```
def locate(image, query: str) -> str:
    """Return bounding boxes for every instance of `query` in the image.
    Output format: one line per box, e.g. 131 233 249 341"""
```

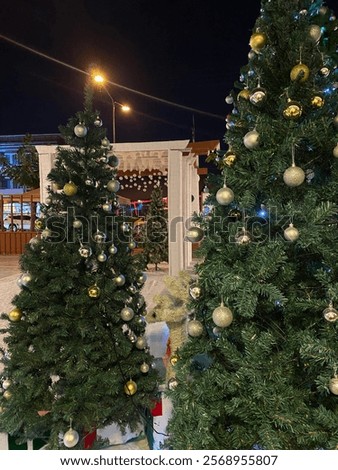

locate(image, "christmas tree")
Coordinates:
166 0 338 450
0 83 159 449
142 186 168 271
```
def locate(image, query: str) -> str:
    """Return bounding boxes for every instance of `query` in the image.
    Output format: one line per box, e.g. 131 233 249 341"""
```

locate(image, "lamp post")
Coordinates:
92 73 130 143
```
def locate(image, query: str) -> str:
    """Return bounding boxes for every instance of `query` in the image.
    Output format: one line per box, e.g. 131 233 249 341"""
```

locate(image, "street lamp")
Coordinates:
92 73 131 143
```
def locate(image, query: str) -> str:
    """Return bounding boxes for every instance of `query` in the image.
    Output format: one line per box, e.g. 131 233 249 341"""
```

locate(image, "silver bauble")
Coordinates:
189 285 201 300
308 24 322 43
94 116 103 127
63 428 80 448
109 245 118 255
97 252 107 262
73 219 82 229
333 144 338 158
21 272 32 286
102 203 111 212
187 319 204 337
284 223 299 242
329 377 338 395
225 95 234 104
168 377 178 390
249 87 267 106
2 379 11 390
186 226 204 243
212 303 233 327
93 231 107 243
243 130 259 149
114 274 126 286
74 123 87 138
101 137 110 147
135 336 147 350
283 165 305 187
323 303 338 322
140 362 150 373
121 307 135 321
216 186 234 205
107 179 120 192
78 245 92 258
137 273 147 285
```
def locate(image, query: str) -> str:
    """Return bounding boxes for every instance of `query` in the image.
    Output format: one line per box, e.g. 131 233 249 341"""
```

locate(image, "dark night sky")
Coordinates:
0 0 336 146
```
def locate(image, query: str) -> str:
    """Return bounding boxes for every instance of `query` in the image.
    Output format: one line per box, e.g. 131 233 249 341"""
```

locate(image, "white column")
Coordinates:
35 145 59 203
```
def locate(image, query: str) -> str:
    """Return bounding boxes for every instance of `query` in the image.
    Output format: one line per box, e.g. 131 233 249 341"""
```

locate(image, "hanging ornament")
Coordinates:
249 32 267 52
63 426 80 448
333 144 338 158
137 272 147 285
94 116 103 127
78 245 92 258
85 178 94 186
168 377 179 390
3 390 12 400
170 354 179 366
228 208 242 220
237 89 250 101
212 301 233 328
107 179 120 192
34 219 44 231
73 219 83 229
74 122 87 138
121 222 131 233
189 285 202 300
235 228 251 245
101 137 110 148
283 164 305 187
2 379 12 390
140 362 150 373
328 376 338 395
63 181 78 196
320 67 330 77
108 154 119 167
20 272 32 287
8 307 22 322
186 226 204 243
128 240 137 250
108 244 117 255
243 129 259 149
223 150 236 167
124 379 137 396
216 183 234 206
102 202 111 212
114 274 126 286
187 319 204 337
93 231 106 243
283 100 303 120
311 95 324 108
88 285 100 298
290 62 310 83
284 223 299 242
135 336 147 349
249 87 267 106
97 252 107 263
323 302 338 322
308 24 322 43
120 307 135 321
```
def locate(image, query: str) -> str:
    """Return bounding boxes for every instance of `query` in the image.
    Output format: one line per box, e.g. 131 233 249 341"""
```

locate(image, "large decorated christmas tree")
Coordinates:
0 84 158 449
166 0 338 450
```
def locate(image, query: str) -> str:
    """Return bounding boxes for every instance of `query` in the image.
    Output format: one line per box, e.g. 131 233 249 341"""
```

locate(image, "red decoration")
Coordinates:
151 397 163 417
84 429 97 449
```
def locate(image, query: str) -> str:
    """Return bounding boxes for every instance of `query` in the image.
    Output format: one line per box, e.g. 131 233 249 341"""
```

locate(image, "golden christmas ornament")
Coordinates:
186 226 204 243
114 274 126 286
187 319 204 337
323 302 338 322
170 354 179 366
311 95 324 108
140 362 150 374
283 164 305 187
328 376 338 395
243 129 260 149
120 307 134 321
290 63 310 83
237 89 250 101
8 307 22 322
308 24 322 43
284 223 299 242
2 379 11 390
34 219 44 230
3 390 12 400
249 87 267 106
124 379 137 396
88 285 101 298
283 100 303 120
212 301 233 328
249 32 267 52
224 150 236 167
216 185 234 206
63 181 78 196
235 228 251 245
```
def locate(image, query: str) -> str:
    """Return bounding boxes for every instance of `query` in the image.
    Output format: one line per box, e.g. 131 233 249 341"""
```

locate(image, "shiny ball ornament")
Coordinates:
94 116 102 127
225 95 234 104
283 164 305 187
2 379 12 390
170 355 179 366
128 240 137 250
237 89 250 101
34 219 44 230
137 273 147 285
107 179 120 193
311 95 324 108
249 32 267 52
243 129 259 149
235 229 251 245
212 302 233 328
189 285 202 300
3 390 12 400
216 186 234 206
135 336 147 350
93 231 106 243
102 202 111 212
224 150 236 167
78 245 92 258
114 274 126 286
320 67 330 77
187 319 204 337
323 303 338 322
97 252 107 262
249 87 267 106
186 226 204 243
63 181 78 196
140 362 150 373
63 428 80 448
20 272 32 286
108 244 117 255
108 155 119 167
283 100 303 120
88 285 101 298
329 377 338 395
309 24 322 43
8 307 22 322
101 137 110 147
333 144 338 158
73 219 82 229
124 380 137 396
290 63 310 83
168 377 178 390
120 307 135 321
284 223 299 242
74 122 87 138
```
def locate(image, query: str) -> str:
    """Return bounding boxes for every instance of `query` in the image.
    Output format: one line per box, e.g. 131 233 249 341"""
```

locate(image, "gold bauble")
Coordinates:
34 219 44 230
124 379 137 396
283 100 303 120
170 354 179 366
88 285 101 298
187 319 204 337
186 226 204 243
224 150 236 167
8 307 22 322
290 63 310 83
3 390 12 400
140 362 150 374
323 302 338 322
237 89 250 101
63 181 78 196
284 223 299 242
309 24 322 43
216 186 234 206
333 144 338 158
120 307 134 321
2 379 12 390
329 377 338 395
311 95 324 108
212 302 233 328
114 274 126 286
135 336 147 350
249 32 267 52
283 165 305 187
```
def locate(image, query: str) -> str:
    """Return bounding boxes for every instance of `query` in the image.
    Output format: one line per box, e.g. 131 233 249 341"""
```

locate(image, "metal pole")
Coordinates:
112 99 116 143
